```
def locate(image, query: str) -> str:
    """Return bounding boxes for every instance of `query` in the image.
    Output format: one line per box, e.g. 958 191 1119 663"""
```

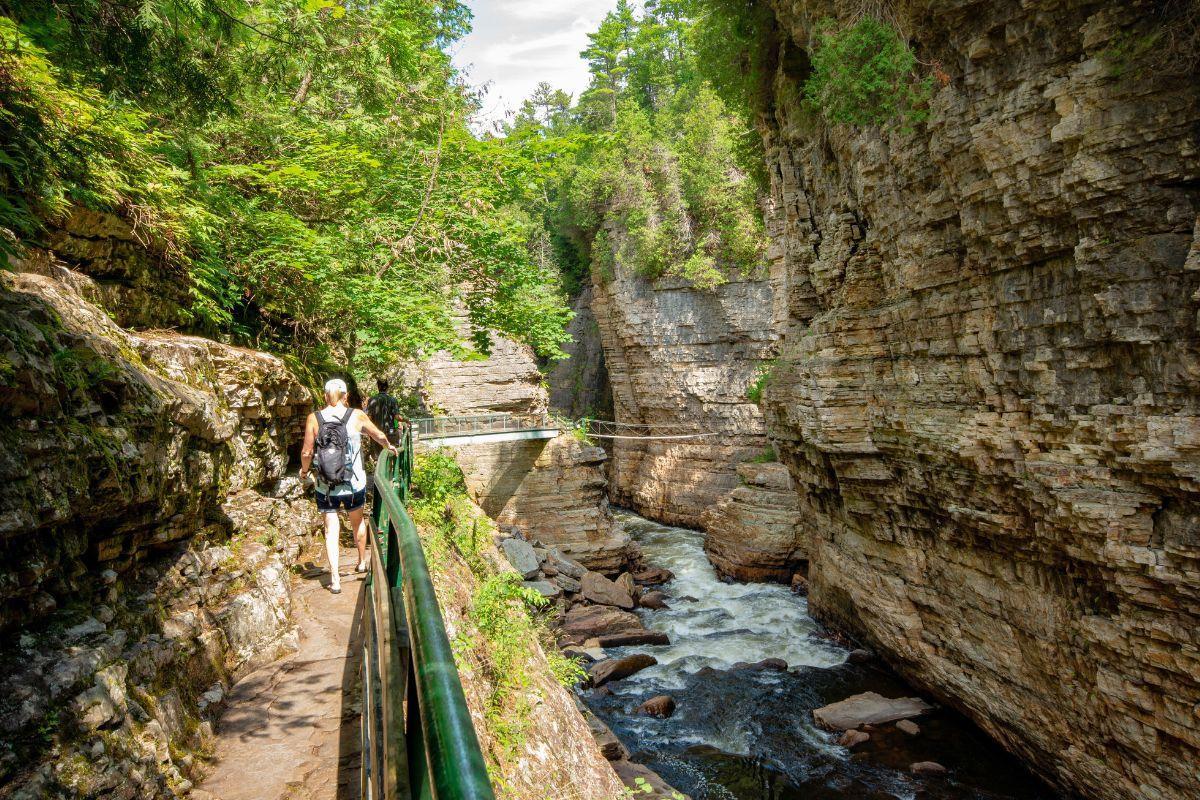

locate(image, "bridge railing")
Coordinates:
361 426 495 800
412 412 555 439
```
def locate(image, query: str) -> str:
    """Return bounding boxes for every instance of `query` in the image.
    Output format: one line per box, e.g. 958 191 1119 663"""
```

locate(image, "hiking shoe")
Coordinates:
330 582 342 595
355 560 368 573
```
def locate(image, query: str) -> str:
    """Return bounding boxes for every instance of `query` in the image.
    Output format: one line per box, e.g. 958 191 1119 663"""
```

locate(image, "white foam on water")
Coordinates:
614 510 846 677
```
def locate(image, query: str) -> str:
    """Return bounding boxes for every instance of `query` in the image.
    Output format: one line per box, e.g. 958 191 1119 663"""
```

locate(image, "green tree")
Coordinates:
1 0 572 380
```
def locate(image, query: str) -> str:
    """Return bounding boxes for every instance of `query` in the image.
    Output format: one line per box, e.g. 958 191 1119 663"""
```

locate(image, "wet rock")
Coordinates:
730 658 788 672
522 580 562 600
611 759 688 799
838 730 870 748
562 646 597 663
589 654 658 686
813 692 932 731
501 539 540 579
583 706 629 761
896 719 921 736
596 631 670 648
559 604 645 642
638 590 669 609
637 695 676 718
580 571 634 609
632 567 673 586
911 762 948 777
846 648 874 664
615 572 636 596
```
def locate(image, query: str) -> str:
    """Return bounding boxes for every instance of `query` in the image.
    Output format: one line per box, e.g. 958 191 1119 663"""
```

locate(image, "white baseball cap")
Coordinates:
324 378 348 394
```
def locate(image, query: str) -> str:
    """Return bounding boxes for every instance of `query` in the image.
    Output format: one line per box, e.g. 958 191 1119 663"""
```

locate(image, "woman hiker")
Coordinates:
299 378 397 593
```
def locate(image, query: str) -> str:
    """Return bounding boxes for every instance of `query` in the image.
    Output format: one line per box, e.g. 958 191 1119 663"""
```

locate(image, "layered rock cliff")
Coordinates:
0 242 323 796
586 265 776 527
750 2 1200 799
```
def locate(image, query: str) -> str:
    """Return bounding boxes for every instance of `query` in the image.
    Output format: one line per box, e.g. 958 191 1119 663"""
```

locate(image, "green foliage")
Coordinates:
746 359 775 404
511 2 766 293
1 1 571 378
411 449 468 514
746 447 778 463
803 16 932 128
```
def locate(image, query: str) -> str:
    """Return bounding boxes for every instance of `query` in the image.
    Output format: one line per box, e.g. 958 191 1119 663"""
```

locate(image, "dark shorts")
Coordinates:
316 489 366 513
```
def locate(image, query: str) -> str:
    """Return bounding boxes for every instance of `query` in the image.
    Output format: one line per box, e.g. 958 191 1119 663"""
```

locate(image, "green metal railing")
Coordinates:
361 425 495 800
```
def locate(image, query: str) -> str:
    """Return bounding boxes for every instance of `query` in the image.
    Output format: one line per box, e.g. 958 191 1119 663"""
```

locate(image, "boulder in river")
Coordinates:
847 648 874 664
838 729 870 748
911 761 948 776
615 572 636 595
596 631 670 648
559 604 644 643
589 654 658 686
812 691 932 731
638 590 669 609
637 695 676 718
632 567 674 585
896 719 921 736
581 571 635 609
730 658 788 672
501 539 540 579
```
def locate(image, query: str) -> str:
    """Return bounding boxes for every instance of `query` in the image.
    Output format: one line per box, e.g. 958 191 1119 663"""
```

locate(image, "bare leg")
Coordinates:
323 511 341 590
349 506 368 569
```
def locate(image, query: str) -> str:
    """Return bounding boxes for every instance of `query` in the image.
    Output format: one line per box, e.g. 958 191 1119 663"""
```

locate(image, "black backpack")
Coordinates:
315 408 354 485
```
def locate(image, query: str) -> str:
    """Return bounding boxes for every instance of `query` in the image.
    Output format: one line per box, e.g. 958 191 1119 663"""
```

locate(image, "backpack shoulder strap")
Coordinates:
340 408 355 425
315 410 327 433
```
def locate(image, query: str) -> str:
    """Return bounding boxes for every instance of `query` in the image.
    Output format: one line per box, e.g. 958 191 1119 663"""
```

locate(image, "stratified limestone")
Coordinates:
0 254 321 797
0 266 311 630
454 436 636 574
701 462 808 582
753 2 1200 799
401 310 547 416
588 267 777 527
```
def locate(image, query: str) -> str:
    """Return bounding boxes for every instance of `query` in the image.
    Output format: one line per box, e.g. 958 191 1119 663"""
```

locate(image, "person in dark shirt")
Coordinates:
365 378 405 445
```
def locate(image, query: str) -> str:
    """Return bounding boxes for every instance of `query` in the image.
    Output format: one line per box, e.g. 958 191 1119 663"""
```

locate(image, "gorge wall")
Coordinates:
0 228 324 797
751 2 1200 799
583 262 776 528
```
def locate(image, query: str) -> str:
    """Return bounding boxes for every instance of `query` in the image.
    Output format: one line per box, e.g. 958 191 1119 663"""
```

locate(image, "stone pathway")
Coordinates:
196 549 365 800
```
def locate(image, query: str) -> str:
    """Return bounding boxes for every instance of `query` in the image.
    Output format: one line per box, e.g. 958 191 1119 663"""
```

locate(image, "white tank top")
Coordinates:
315 406 366 495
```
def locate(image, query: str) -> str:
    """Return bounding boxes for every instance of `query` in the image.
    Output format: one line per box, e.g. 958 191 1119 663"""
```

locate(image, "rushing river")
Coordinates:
584 510 1061 800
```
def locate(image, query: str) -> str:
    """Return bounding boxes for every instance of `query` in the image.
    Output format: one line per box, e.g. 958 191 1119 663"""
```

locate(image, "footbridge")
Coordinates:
412 413 717 448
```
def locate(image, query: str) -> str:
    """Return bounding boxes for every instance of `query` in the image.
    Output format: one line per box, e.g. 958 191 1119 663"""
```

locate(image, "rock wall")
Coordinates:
753 2 1200 798
401 313 548 416
0 258 322 797
453 436 635 574
586 262 777 527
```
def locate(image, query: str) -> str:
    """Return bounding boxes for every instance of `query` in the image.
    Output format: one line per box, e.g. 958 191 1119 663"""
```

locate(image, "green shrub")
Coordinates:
803 16 933 128
746 360 776 405
411 449 467 512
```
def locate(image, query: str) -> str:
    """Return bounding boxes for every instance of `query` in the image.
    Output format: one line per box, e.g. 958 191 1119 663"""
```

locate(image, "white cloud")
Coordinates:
451 0 621 133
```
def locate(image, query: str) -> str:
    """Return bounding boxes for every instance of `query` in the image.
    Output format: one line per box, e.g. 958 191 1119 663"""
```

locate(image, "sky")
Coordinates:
450 0 623 134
